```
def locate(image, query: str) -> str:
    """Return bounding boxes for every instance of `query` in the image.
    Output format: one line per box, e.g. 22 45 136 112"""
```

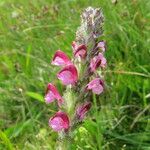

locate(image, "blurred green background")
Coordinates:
0 0 150 149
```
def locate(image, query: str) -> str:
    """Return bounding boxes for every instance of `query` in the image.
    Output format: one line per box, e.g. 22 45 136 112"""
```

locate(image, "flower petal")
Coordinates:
76 102 91 120
57 65 78 85
45 83 63 105
97 41 106 52
49 111 70 132
72 41 87 58
90 53 107 72
51 50 72 66
87 78 104 94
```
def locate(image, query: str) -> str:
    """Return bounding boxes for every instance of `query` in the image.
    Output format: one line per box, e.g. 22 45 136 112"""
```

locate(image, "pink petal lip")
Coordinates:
76 102 91 120
72 41 87 58
49 111 70 132
87 78 104 95
45 83 63 106
57 64 78 85
51 50 72 66
90 53 107 72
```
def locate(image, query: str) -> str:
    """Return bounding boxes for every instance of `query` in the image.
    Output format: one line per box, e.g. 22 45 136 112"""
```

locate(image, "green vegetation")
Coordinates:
0 0 150 149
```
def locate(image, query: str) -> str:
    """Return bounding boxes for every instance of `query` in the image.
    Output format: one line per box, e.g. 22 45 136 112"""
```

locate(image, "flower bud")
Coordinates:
86 78 104 94
49 111 70 132
76 102 91 120
51 50 72 66
90 53 107 72
45 83 63 106
72 41 87 58
57 64 78 85
97 41 106 52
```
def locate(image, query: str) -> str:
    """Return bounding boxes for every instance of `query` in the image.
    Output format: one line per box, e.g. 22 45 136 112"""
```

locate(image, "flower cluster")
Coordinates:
44 7 106 134
45 39 106 132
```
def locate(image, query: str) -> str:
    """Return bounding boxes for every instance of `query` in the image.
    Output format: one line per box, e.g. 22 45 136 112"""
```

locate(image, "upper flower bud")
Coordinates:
90 53 107 72
51 50 72 66
76 102 91 120
57 64 78 85
72 41 87 58
75 7 104 44
97 41 106 52
86 78 104 94
45 83 63 106
49 111 70 132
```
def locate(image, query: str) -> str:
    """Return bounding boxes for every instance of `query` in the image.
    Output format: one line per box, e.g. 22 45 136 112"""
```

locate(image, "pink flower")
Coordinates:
90 53 107 72
76 102 91 120
45 83 63 106
86 78 104 94
57 64 78 85
97 41 106 52
51 50 72 66
49 111 70 132
72 41 87 58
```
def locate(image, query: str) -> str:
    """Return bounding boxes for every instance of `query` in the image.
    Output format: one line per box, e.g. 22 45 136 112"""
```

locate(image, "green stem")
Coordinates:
56 135 72 150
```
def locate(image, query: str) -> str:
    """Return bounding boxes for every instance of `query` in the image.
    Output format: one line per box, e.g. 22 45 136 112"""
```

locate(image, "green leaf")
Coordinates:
26 92 44 102
0 130 14 150
4 120 31 139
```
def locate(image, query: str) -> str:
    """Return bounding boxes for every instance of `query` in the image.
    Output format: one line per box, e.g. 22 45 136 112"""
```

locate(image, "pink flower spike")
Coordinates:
76 102 91 120
86 78 104 95
51 50 72 66
72 41 87 58
97 41 106 52
57 64 78 85
45 83 63 106
49 111 70 132
90 53 107 72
